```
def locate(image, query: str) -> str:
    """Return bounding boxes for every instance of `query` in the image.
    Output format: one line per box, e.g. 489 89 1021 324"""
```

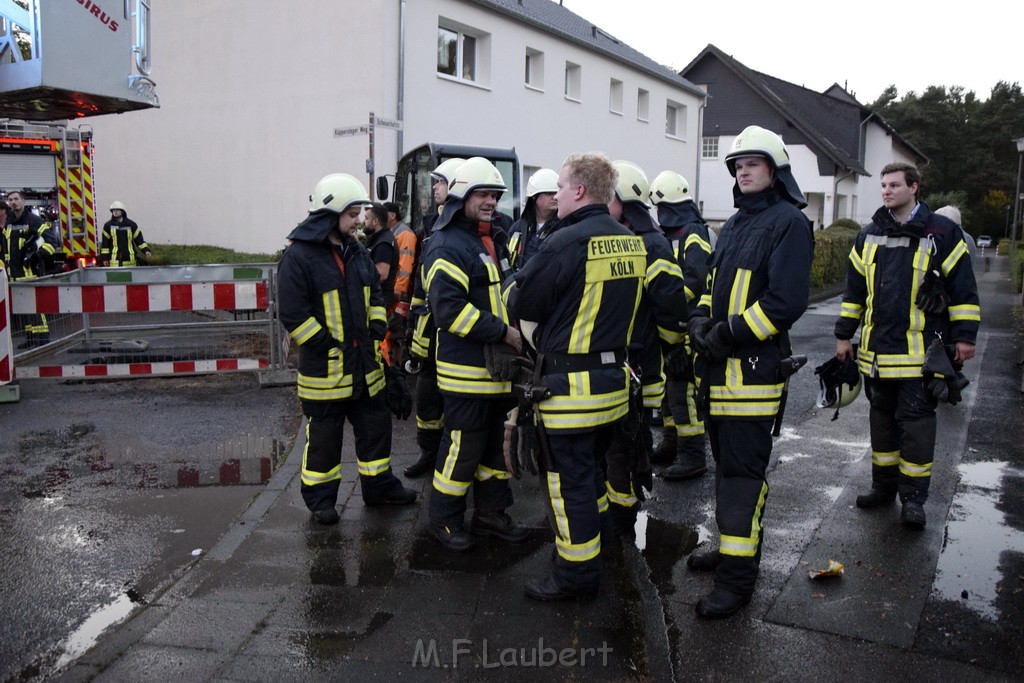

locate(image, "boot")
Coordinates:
364 481 417 506
524 574 598 602
470 510 530 543
662 435 707 481
429 519 475 552
695 587 751 619
608 505 638 542
901 500 926 529
649 427 676 466
404 447 436 478
686 550 721 572
855 464 898 508
311 508 340 525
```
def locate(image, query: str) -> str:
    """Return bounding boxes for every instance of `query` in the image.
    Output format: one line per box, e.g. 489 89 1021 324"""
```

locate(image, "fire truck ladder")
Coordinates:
58 125 92 260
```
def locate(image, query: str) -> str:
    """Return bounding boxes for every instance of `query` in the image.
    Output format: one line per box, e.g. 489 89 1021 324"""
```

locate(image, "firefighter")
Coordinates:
383 200 417 367
101 201 153 267
403 157 464 479
362 203 400 366
277 173 416 525
685 126 813 618
649 171 714 480
2 190 60 347
604 160 688 537
834 162 979 530
507 152 647 601
423 157 528 551
507 168 559 271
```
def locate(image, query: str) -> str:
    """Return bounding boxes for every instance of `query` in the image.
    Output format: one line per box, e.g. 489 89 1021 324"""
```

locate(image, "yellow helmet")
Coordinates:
612 160 650 207
431 157 466 185
109 200 127 211
447 157 507 200
526 168 559 197
725 125 790 176
309 173 370 214
649 171 692 205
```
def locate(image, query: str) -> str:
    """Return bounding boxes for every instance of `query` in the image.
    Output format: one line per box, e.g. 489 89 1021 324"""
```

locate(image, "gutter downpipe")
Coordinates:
396 0 406 163
694 91 708 209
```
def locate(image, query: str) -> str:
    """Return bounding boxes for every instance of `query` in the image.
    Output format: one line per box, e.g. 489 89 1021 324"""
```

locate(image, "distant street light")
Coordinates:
1007 204 1012 238
1013 138 1024 250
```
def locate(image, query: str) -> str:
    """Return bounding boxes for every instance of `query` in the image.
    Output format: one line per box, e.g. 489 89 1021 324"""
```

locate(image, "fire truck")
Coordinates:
1 0 158 268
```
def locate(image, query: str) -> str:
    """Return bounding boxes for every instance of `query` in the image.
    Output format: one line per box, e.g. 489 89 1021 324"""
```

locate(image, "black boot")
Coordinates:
429 519 475 552
649 427 677 466
470 510 530 543
695 587 751 619
662 435 707 481
524 574 598 602
686 550 721 572
901 500 926 529
855 464 898 508
404 447 436 478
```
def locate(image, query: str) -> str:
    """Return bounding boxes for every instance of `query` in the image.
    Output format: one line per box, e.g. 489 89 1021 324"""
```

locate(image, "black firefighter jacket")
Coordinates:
695 188 813 421
834 202 980 379
277 212 388 402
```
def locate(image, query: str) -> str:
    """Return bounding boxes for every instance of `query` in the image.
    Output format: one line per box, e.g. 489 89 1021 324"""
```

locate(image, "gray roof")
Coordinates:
681 44 927 175
466 0 706 98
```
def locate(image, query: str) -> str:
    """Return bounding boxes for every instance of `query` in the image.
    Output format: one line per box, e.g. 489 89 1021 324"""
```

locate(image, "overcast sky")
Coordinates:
561 0 1021 104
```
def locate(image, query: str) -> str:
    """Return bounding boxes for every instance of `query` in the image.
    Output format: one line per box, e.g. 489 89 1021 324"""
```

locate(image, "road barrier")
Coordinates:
6 264 295 387
0 268 18 402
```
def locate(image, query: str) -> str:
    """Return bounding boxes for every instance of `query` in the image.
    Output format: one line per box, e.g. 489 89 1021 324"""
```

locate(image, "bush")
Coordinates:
810 223 858 288
148 244 282 266
825 218 862 234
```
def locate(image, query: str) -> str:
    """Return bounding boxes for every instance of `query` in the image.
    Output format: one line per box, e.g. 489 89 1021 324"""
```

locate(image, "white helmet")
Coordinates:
309 173 370 214
649 171 692 205
526 168 558 197
612 160 650 206
725 125 791 176
109 200 127 211
431 157 466 185
814 356 862 410
447 157 507 200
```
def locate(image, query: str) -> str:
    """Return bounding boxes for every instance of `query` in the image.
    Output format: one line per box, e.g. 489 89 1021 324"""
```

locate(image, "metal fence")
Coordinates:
5 264 294 386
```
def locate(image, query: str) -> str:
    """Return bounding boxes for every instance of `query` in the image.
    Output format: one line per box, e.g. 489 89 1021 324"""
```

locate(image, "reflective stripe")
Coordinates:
291 316 322 344
741 301 778 341
476 464 511 481
416 416 444 430
450 302 482 336
899 458 932 478
596 492 609 514
300 420 342 486
719 481 768 558
358 457 391 477
555 533 601 563
949 303 981 322
840 301 863 320
569 281 602 354
872 450 899 467
546 471 572 540
433 431 472 497
606 481 637 507
941 240 968 275
426 259 470 292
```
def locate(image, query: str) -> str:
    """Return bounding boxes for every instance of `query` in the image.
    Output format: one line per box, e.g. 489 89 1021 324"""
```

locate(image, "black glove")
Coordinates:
387 313 407 338
702 321 734 362
385 366 413 419
664 344 694 381
925 374 950 402
687 317 713 358
484 342 519 381
915 269 949 314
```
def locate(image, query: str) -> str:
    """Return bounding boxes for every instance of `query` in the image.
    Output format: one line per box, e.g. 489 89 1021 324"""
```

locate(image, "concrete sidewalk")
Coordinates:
62 407 664 681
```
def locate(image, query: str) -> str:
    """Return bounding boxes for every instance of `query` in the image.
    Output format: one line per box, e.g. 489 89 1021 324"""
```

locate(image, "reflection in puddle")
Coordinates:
408 527 552 573
54 592 140 668
636 513 702 593
933 461 1024 619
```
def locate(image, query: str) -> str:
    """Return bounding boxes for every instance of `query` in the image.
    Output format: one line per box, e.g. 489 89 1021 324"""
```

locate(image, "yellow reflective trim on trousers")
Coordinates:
301 421 342 486
741 301 779 340
426 259 470 292
719 481 768 558
417 416 444 430
546 471 572 539
432 432 471 496
729 268 751 316
606 481 637 507
949 304 981 322
476 464 511 481
899 458 932 477
291 317 322 344
358 457 391 477
450 303 482 336
556 533 601 563
872 450 899 467
441 430 461 479
569 281 603 353
642 377 666 408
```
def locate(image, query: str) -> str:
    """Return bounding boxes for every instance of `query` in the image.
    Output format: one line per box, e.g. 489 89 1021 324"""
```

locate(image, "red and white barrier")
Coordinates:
15 357 269 379
10 281 268 315
0 268 12 387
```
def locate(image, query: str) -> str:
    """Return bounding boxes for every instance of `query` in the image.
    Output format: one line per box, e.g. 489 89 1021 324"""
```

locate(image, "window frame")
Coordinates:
564 61 582 102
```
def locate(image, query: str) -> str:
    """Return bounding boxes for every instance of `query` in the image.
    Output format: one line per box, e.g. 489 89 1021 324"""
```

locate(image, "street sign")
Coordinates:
334 125 369 138
373 116 403 131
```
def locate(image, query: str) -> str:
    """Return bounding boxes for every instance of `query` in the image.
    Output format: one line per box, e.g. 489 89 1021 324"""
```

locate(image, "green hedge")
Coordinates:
148 244 282 266
810 222 858 288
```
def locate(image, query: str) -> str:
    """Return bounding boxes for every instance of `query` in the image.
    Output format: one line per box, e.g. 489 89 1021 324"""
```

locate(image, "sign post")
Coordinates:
333 113 403 200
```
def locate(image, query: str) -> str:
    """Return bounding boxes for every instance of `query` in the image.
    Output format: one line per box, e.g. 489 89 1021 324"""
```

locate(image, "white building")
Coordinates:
85 1 706 253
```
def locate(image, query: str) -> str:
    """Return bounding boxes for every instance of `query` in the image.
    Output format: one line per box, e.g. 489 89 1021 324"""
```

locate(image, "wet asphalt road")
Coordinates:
1 253 1021 680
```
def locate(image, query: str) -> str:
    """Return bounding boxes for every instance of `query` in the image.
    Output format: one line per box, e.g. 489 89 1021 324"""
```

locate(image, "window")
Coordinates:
525 48 544 90
609 79 623 114
564 61 581 101
666 100 686 138
702 136 719 159
437 23 480 83
637 88 649 121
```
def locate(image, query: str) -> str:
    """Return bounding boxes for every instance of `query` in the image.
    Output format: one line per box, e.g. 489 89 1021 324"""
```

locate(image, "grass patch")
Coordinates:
148 244 281 266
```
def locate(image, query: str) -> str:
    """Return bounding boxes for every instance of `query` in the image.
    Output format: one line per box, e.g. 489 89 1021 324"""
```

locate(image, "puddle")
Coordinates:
636 512 703 593
54 591 141 668
933 461 1024 619
307 528 400 588
408 527 553 573
292 611 393 660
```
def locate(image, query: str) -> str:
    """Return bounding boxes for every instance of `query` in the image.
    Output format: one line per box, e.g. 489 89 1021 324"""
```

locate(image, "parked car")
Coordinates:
977 235 993 248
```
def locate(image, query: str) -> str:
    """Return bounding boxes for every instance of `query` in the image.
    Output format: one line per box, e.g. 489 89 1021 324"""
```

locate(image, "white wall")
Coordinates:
85 0 702 253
